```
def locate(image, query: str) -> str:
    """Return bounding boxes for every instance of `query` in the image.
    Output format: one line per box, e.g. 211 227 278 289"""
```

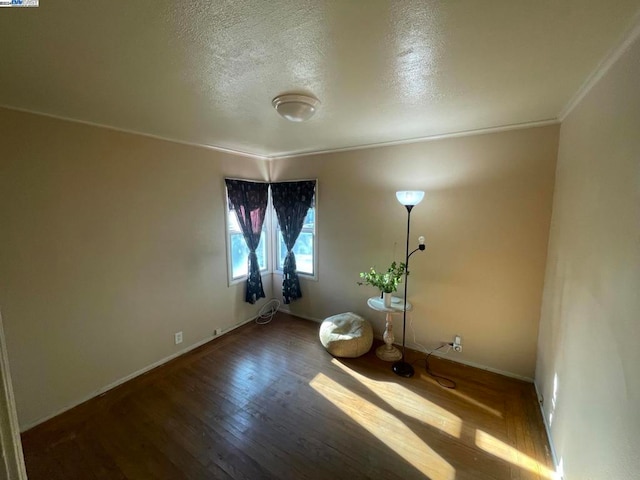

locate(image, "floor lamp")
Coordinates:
392 190 426 378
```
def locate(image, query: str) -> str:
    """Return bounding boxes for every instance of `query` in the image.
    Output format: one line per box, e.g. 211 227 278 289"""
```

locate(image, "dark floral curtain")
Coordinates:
271 180 316 304
225 179 269 304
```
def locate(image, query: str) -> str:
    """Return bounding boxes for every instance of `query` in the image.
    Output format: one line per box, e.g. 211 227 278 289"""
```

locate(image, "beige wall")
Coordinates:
535 34 640 479
271 125 559 379
0 106 561 431
0 108 271 430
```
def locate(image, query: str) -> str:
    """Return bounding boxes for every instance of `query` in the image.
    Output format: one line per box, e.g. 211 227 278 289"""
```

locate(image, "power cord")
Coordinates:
408 311 429 353
256 298 281 325
407 311 457 389
424 347 457 389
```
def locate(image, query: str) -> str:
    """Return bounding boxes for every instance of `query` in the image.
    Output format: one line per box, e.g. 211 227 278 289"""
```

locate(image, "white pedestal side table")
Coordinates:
367 296 413 362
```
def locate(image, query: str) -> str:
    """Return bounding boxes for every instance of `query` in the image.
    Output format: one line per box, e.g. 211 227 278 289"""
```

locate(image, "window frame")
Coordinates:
224 181 272 286
224 179 318 285
272 192 317 281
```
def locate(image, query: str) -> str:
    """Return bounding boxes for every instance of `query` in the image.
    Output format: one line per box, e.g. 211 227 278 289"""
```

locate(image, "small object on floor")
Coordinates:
319 312 373 358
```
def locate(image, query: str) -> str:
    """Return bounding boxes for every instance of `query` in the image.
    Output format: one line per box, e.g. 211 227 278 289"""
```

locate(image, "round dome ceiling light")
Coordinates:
272 93 320 122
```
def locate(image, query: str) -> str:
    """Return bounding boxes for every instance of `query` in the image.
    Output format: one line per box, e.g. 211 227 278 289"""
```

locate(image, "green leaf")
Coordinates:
357 261 406 293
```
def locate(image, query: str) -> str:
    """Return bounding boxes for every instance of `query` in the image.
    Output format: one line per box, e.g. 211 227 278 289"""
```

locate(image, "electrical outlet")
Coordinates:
174 331 183 345
213 328 221 336
453 334 462 352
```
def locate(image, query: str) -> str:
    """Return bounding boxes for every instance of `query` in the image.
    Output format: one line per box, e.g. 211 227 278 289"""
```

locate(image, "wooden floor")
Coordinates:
21 313 555 480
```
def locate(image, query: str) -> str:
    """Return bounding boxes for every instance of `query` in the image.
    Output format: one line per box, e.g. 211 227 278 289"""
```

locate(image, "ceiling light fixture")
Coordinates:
272 94 320 122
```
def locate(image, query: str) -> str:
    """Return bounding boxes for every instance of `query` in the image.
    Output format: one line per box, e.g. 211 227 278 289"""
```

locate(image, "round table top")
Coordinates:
367 296 413 313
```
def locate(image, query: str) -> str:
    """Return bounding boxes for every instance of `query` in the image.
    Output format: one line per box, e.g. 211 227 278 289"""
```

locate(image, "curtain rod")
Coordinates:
224 177 268 183
269 178 317 183
224 177 318 183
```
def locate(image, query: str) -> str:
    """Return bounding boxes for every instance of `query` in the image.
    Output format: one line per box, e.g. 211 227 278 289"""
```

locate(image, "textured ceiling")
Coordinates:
1 1 639 157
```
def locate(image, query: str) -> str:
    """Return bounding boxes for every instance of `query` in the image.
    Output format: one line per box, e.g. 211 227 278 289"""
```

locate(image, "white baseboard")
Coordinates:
20 315 258 432
426 349 535 383
534 381 563 480
280 308 535 383
277 306 323 323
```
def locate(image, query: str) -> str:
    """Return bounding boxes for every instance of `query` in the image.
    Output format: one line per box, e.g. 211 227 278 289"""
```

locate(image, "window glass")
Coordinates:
226 181 316 283
230 231 267 279
227 203 268 281
276 206 315 276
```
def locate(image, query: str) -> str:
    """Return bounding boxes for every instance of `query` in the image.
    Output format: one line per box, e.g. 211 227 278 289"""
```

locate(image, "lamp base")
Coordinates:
392 360 414 378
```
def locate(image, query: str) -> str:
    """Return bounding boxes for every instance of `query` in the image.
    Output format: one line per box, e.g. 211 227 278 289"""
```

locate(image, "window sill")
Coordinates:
228 270 271 287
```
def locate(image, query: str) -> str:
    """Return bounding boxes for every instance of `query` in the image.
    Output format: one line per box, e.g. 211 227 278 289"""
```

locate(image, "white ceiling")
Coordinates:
1 1 639 158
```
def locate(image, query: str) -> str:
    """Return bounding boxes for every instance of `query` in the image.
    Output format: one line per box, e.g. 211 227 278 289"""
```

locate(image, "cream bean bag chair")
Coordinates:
319 312 373 358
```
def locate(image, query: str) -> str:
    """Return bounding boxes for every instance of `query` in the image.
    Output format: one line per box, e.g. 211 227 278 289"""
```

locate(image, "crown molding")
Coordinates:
559 12 640 121
0 105 269 161
268 119 560 160
2 105 559 161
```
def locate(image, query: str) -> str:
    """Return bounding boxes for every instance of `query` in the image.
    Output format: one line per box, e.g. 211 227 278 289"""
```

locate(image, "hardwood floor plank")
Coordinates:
21 312 554 480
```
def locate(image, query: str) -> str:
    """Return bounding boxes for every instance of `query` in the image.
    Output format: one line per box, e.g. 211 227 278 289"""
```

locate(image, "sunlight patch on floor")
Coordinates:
310 372 456 480
332 360 462 438
417 372 504 418
475 429 557 479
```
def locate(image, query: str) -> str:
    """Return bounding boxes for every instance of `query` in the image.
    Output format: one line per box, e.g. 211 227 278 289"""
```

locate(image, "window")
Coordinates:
275 204 315 276
225 180 317 284
226 196 269 282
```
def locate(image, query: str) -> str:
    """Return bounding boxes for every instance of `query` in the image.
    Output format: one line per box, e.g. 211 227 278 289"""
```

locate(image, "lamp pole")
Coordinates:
392 191 426 378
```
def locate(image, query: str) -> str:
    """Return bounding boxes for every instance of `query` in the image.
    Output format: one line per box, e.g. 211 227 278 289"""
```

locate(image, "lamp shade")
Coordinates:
396 191 425 206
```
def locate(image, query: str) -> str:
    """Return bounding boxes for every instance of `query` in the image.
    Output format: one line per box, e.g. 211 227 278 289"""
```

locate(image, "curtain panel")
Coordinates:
270 180 316 304
225 179 269 304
